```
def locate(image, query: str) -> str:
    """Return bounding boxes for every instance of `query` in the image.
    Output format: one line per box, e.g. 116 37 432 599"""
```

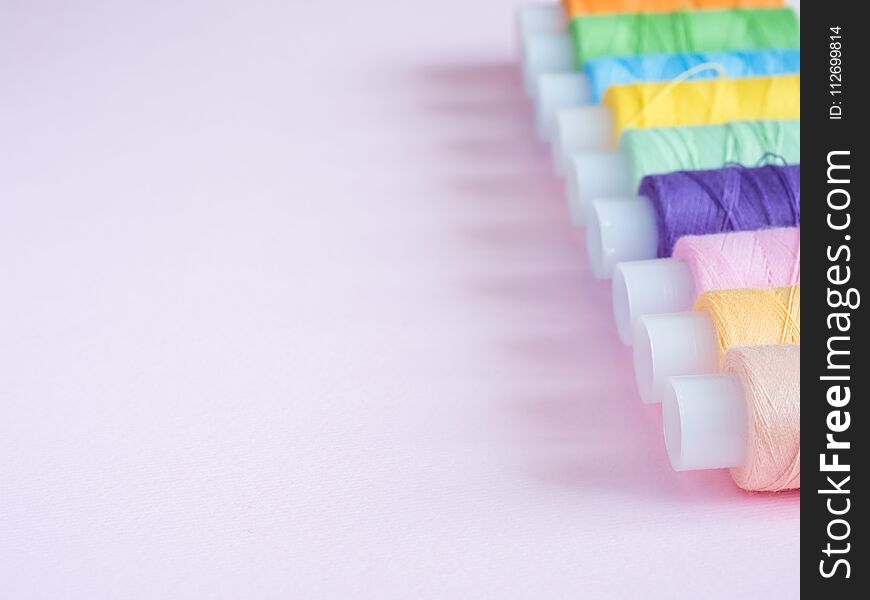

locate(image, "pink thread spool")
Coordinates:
663 344 800 492
611 227 800 345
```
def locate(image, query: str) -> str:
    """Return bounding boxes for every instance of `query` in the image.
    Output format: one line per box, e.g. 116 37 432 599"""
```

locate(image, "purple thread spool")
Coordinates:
644 164 801 258
586 164 800 278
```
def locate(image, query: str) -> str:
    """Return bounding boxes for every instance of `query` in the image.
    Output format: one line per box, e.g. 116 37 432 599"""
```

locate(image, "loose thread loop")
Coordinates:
583 49 801 104
602 74 800 141
621 62 729 130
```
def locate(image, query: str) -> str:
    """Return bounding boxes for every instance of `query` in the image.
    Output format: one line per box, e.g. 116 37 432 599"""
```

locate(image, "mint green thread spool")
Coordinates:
623 119 801 189
566 119 800 225
570 8 800 68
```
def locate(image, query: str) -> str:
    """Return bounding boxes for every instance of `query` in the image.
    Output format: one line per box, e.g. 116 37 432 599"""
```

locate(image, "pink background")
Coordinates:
1 1 798 597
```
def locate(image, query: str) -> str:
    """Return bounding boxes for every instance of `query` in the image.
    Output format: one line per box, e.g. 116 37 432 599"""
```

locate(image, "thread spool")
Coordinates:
612 258 696 346
535 73 593 140
664 344 800 492
585 49 800 105
563 0 784 17
586 165 801 278
565 119 800 219
612 227 800 345
570 9 799 67
516 0 787 57
522 33 576 98
633 284 800 404
521 5 798 98
517 1 788 51
552 74 800 171
586 194 658 279
517 5 566 45
536 49 800 140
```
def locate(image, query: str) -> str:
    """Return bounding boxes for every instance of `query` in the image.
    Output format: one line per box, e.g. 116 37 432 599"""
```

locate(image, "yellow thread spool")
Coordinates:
693 284 801 356
602 74 800 144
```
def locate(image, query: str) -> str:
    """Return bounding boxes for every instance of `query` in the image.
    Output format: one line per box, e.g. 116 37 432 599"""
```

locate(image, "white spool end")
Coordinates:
611 259 695 346
633 312 719 404
553 106 614 173
586 196 658 278
663 374 748 471
535 73 592 142
516 5 566 50
522 33 574 98
566 151 632 225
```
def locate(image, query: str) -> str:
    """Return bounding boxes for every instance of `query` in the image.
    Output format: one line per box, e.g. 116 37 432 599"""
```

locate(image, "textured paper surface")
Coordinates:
0 1 798 597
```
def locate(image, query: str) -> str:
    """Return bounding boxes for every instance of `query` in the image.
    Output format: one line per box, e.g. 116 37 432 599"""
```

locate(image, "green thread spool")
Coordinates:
566 119 800 224
623 119 800 189
570 8 800 68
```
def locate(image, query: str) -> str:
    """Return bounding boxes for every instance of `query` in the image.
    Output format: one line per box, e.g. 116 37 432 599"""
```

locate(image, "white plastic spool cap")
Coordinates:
663 374 748 471
611 258 696 346
522 33 574 98
586 196 658 279
516 5 567 50
567 151 632 224
553 106 614 173
633 311 719 404
535 73 592 142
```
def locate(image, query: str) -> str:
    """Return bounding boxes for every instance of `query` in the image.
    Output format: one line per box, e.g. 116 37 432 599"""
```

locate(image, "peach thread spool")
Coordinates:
663 343 800 492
